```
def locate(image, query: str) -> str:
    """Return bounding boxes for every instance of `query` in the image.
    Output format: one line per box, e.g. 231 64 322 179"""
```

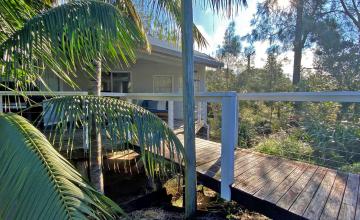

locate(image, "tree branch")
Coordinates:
340 0 360 30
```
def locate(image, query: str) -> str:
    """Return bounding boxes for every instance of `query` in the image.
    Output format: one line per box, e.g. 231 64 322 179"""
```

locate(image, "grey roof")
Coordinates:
149 37 223 68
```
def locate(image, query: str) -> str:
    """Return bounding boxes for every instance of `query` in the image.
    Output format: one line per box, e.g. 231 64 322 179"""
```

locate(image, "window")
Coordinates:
153 75 173 93
102 72 130 93
153 75 173 111
178 74 201 93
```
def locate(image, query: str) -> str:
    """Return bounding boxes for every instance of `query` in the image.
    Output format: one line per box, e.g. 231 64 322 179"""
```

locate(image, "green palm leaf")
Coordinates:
131 0 207 48
0 113 124 219
0 0 51 44
41 96 184 177
0 0 147 92
199 0 248 16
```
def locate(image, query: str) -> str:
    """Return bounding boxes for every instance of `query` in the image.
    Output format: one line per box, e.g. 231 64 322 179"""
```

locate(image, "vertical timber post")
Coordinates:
181 0 197 218
168 100 174 129
220 92 238 200
82 98 89 151
0 96 3 113
197 101 202 123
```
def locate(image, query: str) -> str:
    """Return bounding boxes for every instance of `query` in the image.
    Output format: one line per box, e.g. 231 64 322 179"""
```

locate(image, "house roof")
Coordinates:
149 37 223 68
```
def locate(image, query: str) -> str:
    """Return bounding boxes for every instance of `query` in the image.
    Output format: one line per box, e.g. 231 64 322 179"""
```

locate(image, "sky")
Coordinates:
193 1 314 78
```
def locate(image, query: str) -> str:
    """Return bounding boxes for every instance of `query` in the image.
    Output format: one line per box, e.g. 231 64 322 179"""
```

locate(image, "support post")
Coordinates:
168 100 174 129
0 96 3 113
197 102 202 123
220 92 238 200
82 99 89 150
181 0 197 218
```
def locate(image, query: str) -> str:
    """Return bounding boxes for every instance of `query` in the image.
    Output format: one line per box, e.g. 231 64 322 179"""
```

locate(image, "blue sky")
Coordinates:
193 1 314 77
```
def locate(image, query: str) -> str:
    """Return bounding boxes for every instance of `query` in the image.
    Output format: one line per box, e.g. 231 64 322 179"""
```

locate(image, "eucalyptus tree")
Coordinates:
248 0 327 87
243 45 255 71
216 21 242 88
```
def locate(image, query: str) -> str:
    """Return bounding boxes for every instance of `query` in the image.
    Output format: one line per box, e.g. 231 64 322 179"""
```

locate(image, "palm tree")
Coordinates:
0 2 185 217
0 113 124 219
0 1 247 217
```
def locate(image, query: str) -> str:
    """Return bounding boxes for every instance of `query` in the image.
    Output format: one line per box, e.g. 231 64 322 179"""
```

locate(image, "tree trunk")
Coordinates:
90 56 104 193
247 55 251 71
292 0 304 87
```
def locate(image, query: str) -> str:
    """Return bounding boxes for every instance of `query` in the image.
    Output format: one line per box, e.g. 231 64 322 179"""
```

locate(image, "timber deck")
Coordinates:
176 134 360 220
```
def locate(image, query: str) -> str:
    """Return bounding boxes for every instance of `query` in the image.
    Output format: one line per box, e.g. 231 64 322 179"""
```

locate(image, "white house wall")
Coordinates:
47 53 208 120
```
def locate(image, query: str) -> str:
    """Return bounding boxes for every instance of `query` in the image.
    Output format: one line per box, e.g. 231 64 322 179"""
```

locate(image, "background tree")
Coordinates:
216 21 242 88
243 45 255 71
248 0 327 87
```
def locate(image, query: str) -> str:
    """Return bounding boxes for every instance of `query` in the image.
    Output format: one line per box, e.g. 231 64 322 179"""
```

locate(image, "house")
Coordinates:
40 37 222 123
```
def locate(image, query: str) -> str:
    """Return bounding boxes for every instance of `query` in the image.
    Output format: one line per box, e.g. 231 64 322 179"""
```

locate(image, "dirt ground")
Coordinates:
123 177 269 220
103 155 269 219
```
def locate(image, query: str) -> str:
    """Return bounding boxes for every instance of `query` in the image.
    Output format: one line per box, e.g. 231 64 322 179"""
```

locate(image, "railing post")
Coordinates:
82 98 89 150
197 101 201 123
0 95 3 113
220 92 238 200
168 100 174 129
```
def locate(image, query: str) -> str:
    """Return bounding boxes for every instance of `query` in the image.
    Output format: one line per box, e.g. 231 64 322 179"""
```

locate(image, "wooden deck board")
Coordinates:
303 170 337 219
245 161 297 195
320 172 348 220
289 167 328 216
338 173 359 220
168 135 360 220
255 164 307 200
275 165 318 209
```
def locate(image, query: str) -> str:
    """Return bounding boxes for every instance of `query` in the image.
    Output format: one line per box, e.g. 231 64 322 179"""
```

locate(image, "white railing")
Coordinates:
102 91 238 200
2 90 359 201
0 90 238 200
237 91 360 102
0 91 89 113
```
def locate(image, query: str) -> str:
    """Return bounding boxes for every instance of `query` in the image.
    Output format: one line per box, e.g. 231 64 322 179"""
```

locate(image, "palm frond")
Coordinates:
0 0 50 44
0 0 147 92
0 113 124 219
41 96 184 177
132 0 208 48
196 0 248 17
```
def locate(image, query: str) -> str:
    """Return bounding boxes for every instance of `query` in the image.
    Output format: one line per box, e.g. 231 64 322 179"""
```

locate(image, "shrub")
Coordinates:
255 131 314 162
238 120 256 148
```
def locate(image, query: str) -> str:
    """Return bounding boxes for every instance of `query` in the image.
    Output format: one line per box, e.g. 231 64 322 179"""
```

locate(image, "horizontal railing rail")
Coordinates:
237 91 360 102
0 91 89 96
102 92 236 103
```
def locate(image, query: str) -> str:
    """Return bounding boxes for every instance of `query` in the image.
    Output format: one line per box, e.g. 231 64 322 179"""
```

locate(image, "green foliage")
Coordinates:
255 131 314 162
134 0 208 48
0 0 50 44
0 113 124 219
302 105 360 171
248 0 326 52
299 70 339 91
341 163 360 173
217 21 241 58
41 96 184 177
238 120 255 148
0 1 147 91
313 20 360 90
